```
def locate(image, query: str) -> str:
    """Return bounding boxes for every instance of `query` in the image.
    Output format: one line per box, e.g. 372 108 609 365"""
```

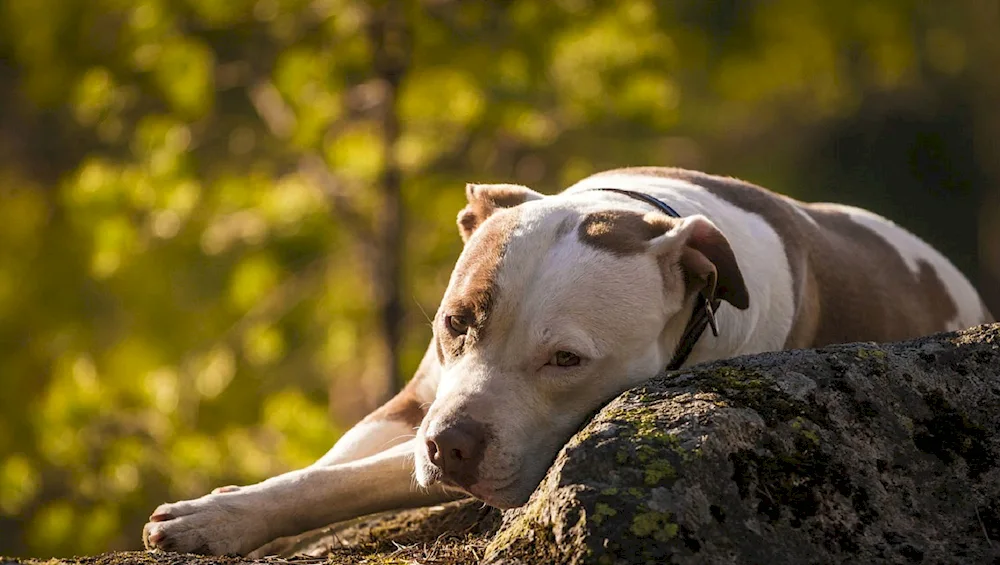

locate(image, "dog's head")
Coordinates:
414 183 749 507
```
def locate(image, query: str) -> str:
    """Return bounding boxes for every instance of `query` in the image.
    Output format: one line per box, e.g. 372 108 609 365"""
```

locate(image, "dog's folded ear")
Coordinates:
457 183 544 242
647 214 750 310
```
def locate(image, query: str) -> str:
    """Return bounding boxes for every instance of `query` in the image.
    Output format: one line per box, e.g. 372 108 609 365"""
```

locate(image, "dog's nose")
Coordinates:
424 419 485 485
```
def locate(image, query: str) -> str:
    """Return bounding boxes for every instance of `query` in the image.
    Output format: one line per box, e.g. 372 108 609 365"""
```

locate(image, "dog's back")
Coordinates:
574 167 992 349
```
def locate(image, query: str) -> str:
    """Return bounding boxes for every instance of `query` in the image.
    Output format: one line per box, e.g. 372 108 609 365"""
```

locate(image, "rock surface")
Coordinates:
485 325 1000 564
8 325 1000 564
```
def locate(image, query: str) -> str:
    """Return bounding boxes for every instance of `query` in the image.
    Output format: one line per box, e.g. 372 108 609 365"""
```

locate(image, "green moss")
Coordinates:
711 366 768 389
602 395 676 444
856 347 887 360
593 502 618 525
698 365 820 425
643 459 676 485
630 510 678 542
637 444 654 462
789 416 821 444
900 415 914 431
601 487 619 496
486 496 550 555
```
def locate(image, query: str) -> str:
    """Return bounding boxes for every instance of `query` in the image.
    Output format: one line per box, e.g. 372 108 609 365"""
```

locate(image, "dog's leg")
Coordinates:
144 439 461 555
145 343 447 555
209 342 441 499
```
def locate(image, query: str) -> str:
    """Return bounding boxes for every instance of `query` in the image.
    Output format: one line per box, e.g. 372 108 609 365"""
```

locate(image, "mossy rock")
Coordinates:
485 324 1000 564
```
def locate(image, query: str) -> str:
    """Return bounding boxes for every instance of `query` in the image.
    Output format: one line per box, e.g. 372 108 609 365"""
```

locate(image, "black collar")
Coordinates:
588 187 683 218
587 187 720 371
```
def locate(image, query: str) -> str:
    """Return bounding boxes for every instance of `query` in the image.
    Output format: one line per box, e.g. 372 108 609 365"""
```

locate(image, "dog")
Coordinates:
143 167 993 555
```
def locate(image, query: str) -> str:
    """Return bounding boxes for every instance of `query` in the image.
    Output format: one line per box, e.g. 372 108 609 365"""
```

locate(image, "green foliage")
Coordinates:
0 0 996 557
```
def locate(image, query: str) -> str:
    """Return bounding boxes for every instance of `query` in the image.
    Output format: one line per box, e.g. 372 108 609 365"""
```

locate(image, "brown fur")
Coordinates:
802 205 958 345
439 209 522 357
597 167 961 347
578 210 671 255
681 216 751 309
457 183 539 242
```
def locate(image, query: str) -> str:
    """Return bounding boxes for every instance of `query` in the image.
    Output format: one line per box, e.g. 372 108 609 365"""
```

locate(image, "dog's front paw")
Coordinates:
142 492 270 555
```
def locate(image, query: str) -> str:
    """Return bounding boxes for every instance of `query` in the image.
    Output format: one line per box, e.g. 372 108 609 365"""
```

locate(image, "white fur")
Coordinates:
312 419 416 466
144 441 459 555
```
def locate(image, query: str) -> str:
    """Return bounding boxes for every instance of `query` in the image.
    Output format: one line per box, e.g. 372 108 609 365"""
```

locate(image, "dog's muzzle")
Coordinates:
423 416 487 490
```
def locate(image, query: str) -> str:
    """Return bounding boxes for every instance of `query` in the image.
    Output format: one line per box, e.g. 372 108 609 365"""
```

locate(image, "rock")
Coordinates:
484 325 1000 564
10 326 999 564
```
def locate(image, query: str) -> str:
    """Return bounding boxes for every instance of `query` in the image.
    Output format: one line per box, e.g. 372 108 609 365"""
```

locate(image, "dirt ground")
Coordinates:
5 499 501 565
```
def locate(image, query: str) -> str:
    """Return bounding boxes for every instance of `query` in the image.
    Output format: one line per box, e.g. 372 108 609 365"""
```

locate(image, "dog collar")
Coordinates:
587 187 683 218
588 187 720 372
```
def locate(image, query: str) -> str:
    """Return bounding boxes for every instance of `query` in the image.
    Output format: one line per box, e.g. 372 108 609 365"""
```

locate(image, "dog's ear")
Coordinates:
457 183 544 242
647 214 750 310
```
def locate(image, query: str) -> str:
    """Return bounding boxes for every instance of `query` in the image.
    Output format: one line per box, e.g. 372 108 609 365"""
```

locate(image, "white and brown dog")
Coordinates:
143 167 993 555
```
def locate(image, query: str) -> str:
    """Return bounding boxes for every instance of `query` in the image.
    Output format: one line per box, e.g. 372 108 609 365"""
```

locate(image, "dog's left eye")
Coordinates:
549 351 581 367
446 315 470 335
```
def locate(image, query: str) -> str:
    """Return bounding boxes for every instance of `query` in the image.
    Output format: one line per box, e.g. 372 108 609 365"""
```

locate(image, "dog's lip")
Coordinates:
438 476 467 490
450 474 522 507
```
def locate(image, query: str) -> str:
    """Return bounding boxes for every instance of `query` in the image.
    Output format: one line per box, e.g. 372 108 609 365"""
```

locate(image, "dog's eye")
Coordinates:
549 351 581 367
446 315 470 335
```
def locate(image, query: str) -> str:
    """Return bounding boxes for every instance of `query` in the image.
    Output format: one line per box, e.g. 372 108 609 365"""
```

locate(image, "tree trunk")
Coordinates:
369 0 410 402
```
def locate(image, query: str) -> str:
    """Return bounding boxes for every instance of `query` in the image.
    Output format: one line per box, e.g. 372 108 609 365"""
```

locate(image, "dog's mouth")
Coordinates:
423 469 523 509
444 474 525 509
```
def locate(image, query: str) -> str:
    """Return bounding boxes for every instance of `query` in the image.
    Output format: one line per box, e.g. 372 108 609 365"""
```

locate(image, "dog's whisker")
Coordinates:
380 434 417 449
413 296 434 326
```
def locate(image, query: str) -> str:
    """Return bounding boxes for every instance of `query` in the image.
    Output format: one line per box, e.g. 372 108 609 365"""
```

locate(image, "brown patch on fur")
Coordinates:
578 210 674 255
682 217 750 310
596 167 962 346
365 341 440 429
802 205 959 344
578 209 749 309
439 208 521 357
457 183 540 242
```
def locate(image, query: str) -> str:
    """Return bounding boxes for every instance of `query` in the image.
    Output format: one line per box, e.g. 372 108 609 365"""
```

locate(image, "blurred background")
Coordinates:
1 0 998 557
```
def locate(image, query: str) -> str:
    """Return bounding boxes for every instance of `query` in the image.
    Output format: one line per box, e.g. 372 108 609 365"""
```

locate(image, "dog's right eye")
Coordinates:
446 315 470 335
549 350 581 367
